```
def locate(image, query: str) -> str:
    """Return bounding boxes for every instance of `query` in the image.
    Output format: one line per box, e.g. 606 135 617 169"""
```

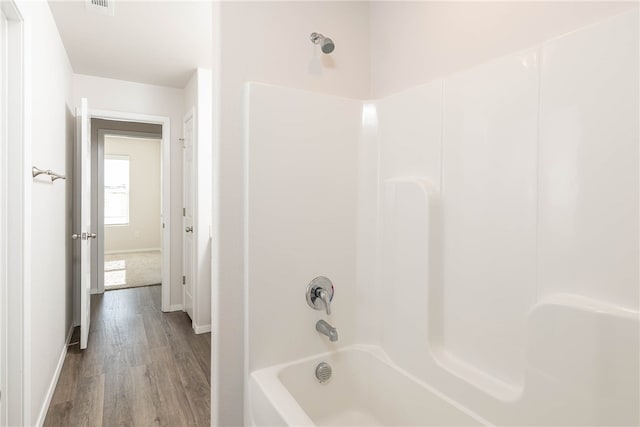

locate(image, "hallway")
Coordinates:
43 286 211 426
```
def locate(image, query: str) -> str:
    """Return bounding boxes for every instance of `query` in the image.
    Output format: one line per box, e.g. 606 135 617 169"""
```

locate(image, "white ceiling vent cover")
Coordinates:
86 0 115 16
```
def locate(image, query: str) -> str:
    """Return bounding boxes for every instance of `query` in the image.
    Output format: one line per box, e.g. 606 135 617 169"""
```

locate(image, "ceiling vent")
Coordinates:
86 0 115 16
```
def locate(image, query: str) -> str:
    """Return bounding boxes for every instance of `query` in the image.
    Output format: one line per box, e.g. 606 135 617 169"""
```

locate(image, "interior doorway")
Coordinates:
102 132 162 290
86 111 172 312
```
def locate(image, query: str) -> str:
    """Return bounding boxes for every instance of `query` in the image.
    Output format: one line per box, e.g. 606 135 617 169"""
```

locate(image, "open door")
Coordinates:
182 110 195 321
74 98 93 349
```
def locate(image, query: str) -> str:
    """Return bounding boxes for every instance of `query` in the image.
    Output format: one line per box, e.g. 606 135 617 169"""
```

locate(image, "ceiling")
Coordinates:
48 0 212 88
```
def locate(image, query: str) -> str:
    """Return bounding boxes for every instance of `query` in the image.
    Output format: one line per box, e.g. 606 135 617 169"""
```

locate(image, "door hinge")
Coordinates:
182 275 186 285
183 207 186 216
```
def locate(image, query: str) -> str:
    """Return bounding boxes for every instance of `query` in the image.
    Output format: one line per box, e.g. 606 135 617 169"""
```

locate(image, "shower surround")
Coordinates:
244 9 639 426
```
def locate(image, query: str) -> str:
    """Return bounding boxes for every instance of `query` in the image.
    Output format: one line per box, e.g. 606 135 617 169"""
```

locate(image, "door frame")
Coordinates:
96 128 162 295
0 0 26 424
88 109 171 312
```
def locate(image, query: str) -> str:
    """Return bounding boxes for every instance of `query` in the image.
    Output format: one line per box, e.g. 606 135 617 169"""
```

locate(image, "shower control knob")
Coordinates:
306 276 334 315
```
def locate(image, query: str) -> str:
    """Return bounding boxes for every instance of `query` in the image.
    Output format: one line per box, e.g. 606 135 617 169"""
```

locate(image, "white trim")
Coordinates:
95 127 104 295
104 248 161 255
22 4 32 423
211 4 222 425
102 129 162 140
169 303 184 312
100 129 162 141
86 109 171 313
0 2 25 425
34 325 74 427
193 323 211 334
191 68 213 340
242 82 251 427
0 10 6 424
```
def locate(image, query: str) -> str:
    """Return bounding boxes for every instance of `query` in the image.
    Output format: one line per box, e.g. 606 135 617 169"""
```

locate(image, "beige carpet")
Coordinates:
104 251 162 290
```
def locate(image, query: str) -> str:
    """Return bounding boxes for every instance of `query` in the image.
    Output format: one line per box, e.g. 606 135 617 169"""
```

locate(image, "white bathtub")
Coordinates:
249 346 490 426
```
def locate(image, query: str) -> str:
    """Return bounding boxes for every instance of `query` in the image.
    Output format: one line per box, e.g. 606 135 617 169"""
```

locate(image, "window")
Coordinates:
104 155 130 225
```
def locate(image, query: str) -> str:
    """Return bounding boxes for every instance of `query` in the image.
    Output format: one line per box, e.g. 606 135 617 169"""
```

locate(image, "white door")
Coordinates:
75 98 92 349
182 112 195 320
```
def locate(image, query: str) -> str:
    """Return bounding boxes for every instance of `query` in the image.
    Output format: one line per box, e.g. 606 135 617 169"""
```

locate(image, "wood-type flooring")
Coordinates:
44 285 211 427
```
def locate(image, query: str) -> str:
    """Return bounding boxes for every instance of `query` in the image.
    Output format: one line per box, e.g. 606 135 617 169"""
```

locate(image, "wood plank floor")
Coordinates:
44 285 211 427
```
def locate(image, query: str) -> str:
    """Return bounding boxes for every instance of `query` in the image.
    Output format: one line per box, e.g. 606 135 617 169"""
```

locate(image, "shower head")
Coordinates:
310 32 335 54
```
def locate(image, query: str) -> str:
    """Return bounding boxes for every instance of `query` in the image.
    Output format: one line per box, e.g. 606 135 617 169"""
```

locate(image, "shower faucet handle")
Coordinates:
306 276 334 315
317 288 332 315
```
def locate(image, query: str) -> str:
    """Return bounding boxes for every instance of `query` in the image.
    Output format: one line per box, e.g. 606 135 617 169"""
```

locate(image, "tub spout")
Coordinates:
316 320 338 342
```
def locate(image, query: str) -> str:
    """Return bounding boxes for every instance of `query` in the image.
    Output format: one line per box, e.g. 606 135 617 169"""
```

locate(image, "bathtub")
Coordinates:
249 346 490 426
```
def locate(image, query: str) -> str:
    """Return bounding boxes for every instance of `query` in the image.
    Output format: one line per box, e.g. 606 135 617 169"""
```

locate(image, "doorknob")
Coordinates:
88 233 97 239
185 226 193 233
72 234 80 240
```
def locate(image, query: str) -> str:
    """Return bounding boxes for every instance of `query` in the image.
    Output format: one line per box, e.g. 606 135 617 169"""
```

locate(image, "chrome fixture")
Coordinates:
306 276 334 315
72 232 96 240
185 226 193 233
32 166 66 182
310 32 335 54
315 362 332 383
316 320 338 342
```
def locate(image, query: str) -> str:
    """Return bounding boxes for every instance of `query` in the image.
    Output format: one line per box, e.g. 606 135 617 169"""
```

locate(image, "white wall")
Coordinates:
246 83 360 371
363 8 639 425
441 51 538 387
214 2 370 425
72 74 184 306
20 0 74 424
184 68 212 332
369 1 638 97
537 10 639 310
104 136 161 253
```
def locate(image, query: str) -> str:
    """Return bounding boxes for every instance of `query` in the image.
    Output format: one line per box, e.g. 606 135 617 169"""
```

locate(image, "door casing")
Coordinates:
74 109 172 315
0 0 26 424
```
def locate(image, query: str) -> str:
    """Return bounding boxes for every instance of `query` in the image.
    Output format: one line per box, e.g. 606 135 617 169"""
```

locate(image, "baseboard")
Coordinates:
193 323 211 334
35 325 74 427
169 304 183 312
104 248 161 255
